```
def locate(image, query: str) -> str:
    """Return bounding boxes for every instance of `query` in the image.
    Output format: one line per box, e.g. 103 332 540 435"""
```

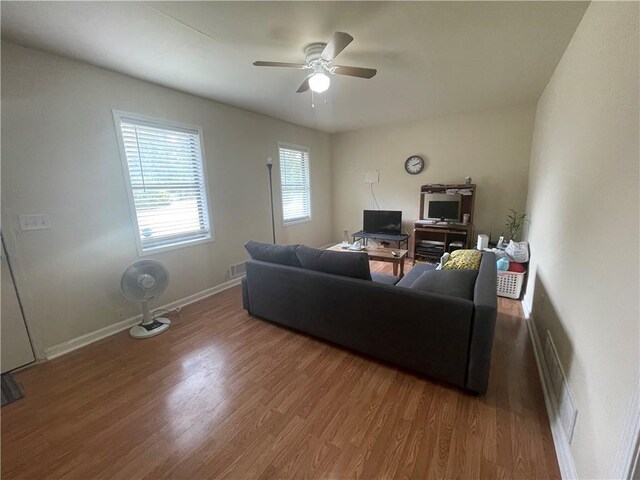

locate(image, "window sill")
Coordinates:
282 217 312 227
137 235 214 256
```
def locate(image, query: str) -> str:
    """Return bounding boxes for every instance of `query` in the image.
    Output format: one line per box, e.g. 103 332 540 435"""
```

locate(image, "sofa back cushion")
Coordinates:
409 269 478 301
244 240 301 267
295 245 372 280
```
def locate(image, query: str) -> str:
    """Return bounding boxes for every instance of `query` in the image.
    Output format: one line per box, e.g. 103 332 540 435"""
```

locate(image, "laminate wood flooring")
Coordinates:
2 260 559 479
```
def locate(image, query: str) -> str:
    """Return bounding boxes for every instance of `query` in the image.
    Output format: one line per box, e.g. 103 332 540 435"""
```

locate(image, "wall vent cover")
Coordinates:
544 329 578 443
229 262 246 279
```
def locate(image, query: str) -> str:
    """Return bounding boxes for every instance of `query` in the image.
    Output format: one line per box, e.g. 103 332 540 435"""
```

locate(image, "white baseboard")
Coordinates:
44 277 243 360
522 298 578 480
522 295 533 319
612 376 640 479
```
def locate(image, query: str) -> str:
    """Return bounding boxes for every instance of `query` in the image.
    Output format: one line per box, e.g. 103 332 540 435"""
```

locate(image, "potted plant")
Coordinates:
505 209 528 241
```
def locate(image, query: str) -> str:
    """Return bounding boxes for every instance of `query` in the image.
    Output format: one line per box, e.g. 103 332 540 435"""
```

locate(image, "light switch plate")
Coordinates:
19 214 52 231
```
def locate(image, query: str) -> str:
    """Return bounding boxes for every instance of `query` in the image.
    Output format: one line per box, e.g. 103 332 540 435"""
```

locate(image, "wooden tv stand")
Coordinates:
413 222 474 263
414 183 476 263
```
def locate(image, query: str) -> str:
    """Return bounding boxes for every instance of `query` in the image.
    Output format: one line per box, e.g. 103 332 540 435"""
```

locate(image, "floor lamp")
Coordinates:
267 157 276 244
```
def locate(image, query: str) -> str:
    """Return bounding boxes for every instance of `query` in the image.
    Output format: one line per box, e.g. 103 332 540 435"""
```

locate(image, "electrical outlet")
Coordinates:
19 214 51 231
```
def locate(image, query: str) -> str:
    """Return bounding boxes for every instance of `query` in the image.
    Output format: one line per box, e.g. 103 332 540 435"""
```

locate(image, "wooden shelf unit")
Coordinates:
414 183 476 263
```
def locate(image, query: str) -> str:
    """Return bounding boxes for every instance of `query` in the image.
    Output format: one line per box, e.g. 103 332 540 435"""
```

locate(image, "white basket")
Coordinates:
497 270 525 299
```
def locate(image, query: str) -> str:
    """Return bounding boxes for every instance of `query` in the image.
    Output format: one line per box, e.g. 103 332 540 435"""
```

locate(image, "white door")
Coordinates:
1 236 35 373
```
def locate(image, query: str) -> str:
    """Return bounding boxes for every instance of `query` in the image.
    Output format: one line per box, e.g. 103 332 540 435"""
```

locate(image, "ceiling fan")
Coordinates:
253 32 377 94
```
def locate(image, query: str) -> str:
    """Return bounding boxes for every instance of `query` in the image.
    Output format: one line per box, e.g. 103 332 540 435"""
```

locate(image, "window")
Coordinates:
113 111 212 254
278 144 311 225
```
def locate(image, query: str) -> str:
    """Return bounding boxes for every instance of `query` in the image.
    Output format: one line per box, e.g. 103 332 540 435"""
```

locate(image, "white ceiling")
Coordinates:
1 1 588 133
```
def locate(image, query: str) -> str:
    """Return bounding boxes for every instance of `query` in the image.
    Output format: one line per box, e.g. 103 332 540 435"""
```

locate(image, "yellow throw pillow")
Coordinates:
442 249 482 270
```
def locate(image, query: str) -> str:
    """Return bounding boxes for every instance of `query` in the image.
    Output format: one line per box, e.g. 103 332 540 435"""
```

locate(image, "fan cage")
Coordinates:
120 260 169 302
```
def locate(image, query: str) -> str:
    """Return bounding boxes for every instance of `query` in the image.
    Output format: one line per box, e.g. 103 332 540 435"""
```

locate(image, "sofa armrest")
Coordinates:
466 252 498 394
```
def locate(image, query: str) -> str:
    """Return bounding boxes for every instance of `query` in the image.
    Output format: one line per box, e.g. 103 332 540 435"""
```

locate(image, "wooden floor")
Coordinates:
2 261 559 479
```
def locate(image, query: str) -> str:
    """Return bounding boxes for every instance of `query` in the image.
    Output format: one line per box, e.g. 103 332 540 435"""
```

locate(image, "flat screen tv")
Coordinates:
363 210 402 235
428 201 460 221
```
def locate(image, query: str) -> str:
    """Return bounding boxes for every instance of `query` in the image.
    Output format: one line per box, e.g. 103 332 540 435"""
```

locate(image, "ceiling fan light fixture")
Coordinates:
253 32 376 95
309 72 330 93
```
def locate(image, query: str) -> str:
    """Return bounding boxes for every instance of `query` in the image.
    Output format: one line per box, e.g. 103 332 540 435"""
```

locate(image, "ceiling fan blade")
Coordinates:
333 65 377 79
296 77 310 93
321 32 354 61
253 61 307 68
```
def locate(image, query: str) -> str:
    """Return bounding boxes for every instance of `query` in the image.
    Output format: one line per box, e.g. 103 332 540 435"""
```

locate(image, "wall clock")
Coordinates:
404 155 425 175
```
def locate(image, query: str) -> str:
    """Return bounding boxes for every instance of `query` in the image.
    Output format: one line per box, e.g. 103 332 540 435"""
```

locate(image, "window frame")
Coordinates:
112 110 214 256
277 142 312 227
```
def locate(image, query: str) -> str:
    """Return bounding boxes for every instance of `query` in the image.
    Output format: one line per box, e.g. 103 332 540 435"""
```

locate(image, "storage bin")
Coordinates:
497 270 525 299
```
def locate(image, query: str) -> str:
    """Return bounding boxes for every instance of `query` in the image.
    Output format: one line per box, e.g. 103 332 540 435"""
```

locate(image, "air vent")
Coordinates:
544 330 578 442
229 262 246 279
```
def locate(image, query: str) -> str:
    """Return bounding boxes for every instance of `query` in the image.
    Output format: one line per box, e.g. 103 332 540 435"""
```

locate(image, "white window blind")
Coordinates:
279 145 311 225
115 113 211 253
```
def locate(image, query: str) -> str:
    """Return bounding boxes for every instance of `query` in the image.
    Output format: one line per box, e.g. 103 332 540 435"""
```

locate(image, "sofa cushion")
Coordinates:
295 245 372 280
371 273 400 285
442 249 482 270
409 269 478 301
244 240 301 267
396 263 437 288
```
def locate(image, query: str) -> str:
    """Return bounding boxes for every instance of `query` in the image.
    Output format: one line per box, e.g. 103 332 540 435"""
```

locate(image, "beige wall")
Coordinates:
524 2 639 478
1 42 332 353
330 106 536 247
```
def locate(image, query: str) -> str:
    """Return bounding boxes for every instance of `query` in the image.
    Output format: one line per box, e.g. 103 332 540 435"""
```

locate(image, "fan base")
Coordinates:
129 317 170 339
304 43 326 63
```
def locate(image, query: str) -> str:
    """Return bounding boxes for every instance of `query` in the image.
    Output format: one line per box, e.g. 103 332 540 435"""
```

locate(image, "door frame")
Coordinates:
613 377 640 479
1 229 42 361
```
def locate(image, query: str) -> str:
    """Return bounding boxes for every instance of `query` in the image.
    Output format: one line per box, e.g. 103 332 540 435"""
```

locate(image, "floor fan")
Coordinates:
120 260 171 339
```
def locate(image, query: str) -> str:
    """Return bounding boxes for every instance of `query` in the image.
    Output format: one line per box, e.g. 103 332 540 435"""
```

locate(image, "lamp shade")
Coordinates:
309 72 330 93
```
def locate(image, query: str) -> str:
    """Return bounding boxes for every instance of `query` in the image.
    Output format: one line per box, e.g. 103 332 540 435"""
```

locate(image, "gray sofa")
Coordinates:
241 243 497 394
